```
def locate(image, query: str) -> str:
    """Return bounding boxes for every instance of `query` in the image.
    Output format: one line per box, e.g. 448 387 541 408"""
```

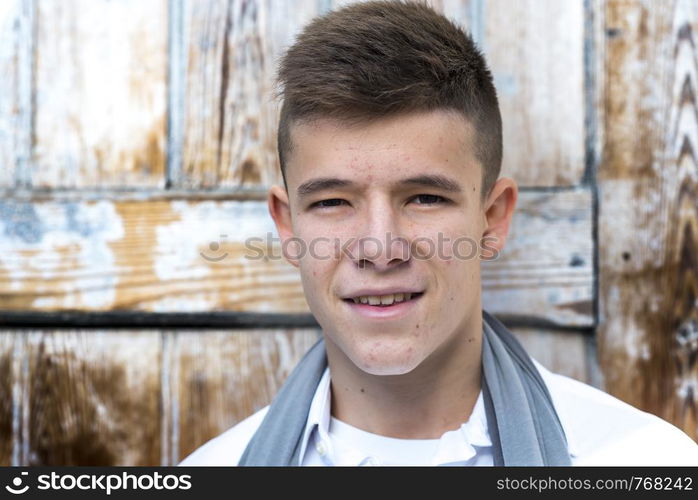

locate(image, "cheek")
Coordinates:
416 223 481 263
427 228 481 309
299 254 331 282
450 237 482 263
296 231 340 292
294 218 357 261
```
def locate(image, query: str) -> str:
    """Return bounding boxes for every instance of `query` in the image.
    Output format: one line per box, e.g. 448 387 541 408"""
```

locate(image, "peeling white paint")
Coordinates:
154 200 277 281
486 0 585 185
0 201 122 309
149 296 214 313
32 0 167 187
0 1 19 186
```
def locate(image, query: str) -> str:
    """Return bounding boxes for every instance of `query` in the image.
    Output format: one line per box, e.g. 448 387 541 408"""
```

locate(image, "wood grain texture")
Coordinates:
483 0 586 187
22 330 161 465
0 333 14 465
0 328 319 465
0 191 592 327
31 0 167 188
0 1 17 186
0 198 307 313
174 328 319 464
178 0 319 188
0 0 32 188
509 326 592 385
482 188 594 327
597 0 698 440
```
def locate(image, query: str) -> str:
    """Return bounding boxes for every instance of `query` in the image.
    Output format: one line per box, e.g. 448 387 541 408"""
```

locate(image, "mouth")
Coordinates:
341 291 425 320
342 291 424 307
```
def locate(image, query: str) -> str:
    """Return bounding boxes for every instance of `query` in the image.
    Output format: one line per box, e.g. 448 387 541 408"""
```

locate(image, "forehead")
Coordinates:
285 109 478 189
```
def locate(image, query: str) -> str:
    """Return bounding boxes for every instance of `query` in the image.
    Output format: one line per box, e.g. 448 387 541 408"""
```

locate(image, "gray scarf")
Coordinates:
238 310 571 466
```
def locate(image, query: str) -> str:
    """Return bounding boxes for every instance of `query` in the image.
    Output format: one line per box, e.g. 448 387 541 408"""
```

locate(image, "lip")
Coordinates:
341 292 424 320
341 287 425 299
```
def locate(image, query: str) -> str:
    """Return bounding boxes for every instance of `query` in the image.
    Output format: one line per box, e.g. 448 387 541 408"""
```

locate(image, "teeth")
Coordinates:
351 292 416 305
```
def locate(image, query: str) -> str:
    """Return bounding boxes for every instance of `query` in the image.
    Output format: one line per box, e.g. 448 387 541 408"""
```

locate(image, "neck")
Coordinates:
325 311 483 439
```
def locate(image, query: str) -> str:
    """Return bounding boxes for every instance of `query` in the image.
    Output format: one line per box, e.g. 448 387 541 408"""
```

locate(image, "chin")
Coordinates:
348 342 423 376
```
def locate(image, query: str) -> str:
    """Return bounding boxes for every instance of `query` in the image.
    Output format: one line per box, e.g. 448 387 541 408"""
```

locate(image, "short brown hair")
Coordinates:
274 0 502 204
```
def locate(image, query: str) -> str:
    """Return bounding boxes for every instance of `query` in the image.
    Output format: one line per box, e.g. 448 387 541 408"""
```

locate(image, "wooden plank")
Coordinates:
509 326 591 385
0 191 592 326
23 330 161 465
481 188 594 327
0 332 14 465
0 327 318 465
31 0 167 188
0 1 16 186
483 0 586 187
0 0 32 188
597 0 698 440
174 328 319 464
178 0 319 188
0 198 307 313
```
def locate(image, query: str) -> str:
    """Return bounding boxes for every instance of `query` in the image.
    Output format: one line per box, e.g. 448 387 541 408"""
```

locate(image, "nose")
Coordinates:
348 199 411 272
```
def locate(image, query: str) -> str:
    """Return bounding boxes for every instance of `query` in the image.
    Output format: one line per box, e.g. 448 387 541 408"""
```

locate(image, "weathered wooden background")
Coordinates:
0 0 695 465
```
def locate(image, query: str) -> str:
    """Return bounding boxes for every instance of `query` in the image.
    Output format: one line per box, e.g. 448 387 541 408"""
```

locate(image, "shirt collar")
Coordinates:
297 367 493 465
432 389 491 465
297 366 332 465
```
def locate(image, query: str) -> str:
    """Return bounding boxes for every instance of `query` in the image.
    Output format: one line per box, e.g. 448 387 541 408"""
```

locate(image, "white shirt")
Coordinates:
300 367 493 466
179 358 698 466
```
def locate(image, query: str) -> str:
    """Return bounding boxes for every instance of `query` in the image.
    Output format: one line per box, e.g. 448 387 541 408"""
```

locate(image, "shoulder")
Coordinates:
533 360 698 466
178 406 268 466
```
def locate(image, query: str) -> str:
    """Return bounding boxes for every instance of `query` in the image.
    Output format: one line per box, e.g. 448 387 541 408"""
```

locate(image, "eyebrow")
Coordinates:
398 174 463 193
297 177 354 198
296 174 463 199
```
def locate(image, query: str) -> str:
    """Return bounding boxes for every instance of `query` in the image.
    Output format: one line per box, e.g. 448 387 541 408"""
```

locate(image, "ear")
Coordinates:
268 184 300 268
481 177 518 261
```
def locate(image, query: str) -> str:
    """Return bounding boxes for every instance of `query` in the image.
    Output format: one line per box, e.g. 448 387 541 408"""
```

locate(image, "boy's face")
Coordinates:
269 109 511 376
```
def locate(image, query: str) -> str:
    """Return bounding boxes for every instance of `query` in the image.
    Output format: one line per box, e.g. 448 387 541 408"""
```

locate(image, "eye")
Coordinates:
310 198 348 209
411 194 448 205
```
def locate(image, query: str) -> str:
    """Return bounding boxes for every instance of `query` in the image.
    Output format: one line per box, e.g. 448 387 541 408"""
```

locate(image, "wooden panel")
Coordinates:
0 327 319 466
178 0 319 188
0 191 592 327
174 328 319 464
0 0 31 188
0 198 307 313
0 332 14 465
481 188 594 327
31 0 167 188
597 0 698 440
509 326 591 385
484 0 586 187
22 330 161 465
